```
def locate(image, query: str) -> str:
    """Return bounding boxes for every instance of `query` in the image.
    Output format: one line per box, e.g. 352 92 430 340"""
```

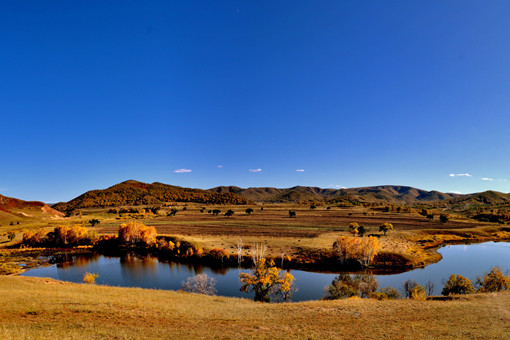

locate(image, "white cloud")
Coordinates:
328 184 346 189
449 173 472 177
450 190 462 194
217 165 223 168
173 169 192 173
296 169 305 172
481 178 493 181
249 169 262 173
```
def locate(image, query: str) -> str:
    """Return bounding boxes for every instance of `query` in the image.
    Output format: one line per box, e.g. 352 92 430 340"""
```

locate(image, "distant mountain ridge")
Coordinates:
52 180 249 211
51 180 510 211
209 185 463 204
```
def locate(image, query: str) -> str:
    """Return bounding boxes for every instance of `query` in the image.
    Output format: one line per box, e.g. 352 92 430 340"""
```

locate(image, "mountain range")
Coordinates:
46 180 510 211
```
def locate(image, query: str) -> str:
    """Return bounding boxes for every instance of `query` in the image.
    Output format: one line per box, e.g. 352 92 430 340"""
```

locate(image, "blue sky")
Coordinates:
2 1 510 202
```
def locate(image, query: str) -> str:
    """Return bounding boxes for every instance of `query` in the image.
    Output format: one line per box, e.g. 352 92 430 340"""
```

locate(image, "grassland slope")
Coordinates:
1 276 509 339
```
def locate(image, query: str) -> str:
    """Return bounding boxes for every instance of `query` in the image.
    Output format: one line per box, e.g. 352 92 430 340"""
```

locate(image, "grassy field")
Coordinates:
0 275 509 339
2 203 508 270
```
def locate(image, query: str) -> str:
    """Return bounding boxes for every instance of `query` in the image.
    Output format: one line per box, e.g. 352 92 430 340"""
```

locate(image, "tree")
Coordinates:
181 274 217 295
224 209 234 218
245 208 254 215
310 205 316 210
426 214 434 221
440 214 449 223
288 210 296 218
212 209 221 216
332 236 380 267
476 266 510 292
89 219 100 226
7 231 15 242
348 222 359 236
83 272 99 284
167 208 178 217
442 274 474 296
239 258 294 302
379 223 393 236
358 226 366 237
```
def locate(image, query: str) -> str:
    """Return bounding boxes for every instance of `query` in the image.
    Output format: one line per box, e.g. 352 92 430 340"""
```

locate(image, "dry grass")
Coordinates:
0 276 509 339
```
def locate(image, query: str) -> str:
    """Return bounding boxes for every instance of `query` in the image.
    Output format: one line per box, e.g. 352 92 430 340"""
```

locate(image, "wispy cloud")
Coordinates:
217 165 223 168
296 169 305 172
481 177 494 181
173 169 192 173
249 169 262 173
449 173 472 177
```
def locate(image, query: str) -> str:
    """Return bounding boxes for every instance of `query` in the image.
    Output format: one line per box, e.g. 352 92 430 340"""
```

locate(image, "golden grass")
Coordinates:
0 276 509 339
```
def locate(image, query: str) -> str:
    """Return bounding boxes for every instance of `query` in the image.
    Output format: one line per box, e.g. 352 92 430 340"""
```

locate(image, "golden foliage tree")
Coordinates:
333 236 380 267
118 222 157 246
239 258 294 302
379 222 393 236
442 274 475 296
476 266 510 292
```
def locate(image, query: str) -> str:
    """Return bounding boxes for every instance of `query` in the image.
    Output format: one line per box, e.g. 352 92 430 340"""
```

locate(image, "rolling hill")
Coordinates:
0 194 64 222
52 180 250 212
51 180 510 211
209 185 462 204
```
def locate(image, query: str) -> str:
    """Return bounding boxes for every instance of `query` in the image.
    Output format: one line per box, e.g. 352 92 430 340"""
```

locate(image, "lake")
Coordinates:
22 241 510 301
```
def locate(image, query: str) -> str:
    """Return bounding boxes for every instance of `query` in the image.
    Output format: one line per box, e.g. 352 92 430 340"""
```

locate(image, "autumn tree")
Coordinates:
7 231 15 242
348 222 359 236
332 236 380 267
442 274 475 296
379 222 393 236
239 258 294 302
476 266 510 292
118 222 157 246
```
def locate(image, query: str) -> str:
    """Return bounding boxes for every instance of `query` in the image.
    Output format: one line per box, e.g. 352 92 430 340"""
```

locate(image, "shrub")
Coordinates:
181 274 217 295
410 284 427 300
442 274 475 296
369 287 400 300
476 266 510 292
288 210 296 218
83 272 99 284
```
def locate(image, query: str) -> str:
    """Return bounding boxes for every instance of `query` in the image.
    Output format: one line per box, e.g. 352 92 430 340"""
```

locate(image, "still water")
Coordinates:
22 242 510 301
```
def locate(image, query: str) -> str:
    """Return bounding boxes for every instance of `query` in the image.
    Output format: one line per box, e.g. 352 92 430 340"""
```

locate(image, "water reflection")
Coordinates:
22 242 510 301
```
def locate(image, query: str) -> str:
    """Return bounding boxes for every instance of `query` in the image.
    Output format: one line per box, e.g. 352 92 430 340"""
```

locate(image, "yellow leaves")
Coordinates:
239 257 295 302
118 222 157 246
333 236 380 266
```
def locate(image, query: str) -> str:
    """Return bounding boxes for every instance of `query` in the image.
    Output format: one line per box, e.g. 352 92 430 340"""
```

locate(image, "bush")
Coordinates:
83 272 99 284
442 274 475 296
476 266 510 292
369 287 401 300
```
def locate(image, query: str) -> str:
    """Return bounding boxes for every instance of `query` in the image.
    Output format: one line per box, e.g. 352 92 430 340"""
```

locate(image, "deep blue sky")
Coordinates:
2 1 510 202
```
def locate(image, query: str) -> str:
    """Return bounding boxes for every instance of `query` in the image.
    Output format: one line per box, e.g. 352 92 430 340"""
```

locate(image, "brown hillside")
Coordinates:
0 194 64 220
53 180 249 211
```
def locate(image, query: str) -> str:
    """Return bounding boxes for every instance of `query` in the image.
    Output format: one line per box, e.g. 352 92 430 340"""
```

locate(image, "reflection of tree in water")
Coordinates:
324 271 378 299
56 253 101 269
119 253 158 278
